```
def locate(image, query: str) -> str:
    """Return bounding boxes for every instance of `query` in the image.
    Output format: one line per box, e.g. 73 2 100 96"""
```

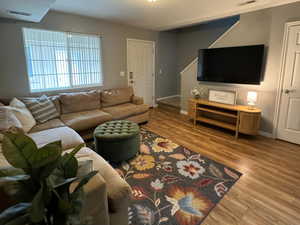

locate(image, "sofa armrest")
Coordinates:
132 96 144 105
75 148 132 213
89 150 132 212
71 173 110 225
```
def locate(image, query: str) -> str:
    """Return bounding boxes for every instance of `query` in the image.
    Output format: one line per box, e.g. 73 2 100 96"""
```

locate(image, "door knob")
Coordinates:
284 89 295 94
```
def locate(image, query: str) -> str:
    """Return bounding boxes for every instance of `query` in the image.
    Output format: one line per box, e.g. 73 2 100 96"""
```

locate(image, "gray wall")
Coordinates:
156 31 179 98
180 2 300 134
176 16 240 73
0 11 179 99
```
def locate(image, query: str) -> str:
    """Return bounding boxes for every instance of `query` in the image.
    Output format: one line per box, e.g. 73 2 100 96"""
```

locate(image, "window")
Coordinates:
22 28 103 92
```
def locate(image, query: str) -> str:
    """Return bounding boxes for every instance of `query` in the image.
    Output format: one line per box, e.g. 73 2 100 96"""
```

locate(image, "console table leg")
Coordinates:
235 130 239 139
235 112 240 139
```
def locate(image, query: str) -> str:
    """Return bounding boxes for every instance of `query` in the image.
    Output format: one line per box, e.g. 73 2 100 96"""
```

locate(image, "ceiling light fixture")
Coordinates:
148 0 157 2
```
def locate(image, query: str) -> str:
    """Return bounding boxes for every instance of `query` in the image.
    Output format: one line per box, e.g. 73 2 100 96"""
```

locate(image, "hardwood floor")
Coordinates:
142 108 300 225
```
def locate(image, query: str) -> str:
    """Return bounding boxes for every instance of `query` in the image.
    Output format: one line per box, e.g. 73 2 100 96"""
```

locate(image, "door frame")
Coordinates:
126 38 156 107
273 20 300 138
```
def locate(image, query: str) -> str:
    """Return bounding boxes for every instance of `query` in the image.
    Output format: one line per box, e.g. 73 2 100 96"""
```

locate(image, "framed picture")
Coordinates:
208 89 237 105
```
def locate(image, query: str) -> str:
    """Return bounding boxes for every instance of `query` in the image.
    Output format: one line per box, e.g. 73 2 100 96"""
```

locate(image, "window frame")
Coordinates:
22 27 104 93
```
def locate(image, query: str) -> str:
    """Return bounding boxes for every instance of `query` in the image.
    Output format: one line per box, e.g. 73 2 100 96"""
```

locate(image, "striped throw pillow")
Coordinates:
22 95 59 124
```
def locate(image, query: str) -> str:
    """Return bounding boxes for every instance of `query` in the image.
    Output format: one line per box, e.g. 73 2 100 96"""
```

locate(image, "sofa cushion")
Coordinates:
101 87 133 107
29 119 66 133
22 95 59 124
49 95 61 115
60 90 101 114
28 127 84 150
103 103 149 120
61 110 112 132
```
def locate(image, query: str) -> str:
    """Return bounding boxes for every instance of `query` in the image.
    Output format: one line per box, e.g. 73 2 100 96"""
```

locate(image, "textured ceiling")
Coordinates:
52 0 300 30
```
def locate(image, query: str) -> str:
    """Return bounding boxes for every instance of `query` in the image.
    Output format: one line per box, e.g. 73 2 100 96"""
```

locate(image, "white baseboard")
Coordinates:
180 110 188 115
259 130 274 138
156 95 180 101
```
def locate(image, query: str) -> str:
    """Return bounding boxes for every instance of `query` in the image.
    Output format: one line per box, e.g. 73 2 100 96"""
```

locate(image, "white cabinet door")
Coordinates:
277 24 300 144
127 39 155 106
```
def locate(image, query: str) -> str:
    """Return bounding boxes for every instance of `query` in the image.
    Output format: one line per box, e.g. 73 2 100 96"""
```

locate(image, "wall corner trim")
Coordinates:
180 20 241 75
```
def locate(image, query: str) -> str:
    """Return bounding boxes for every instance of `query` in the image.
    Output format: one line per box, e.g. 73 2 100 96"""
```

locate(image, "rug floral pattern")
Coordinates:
116 129 242 225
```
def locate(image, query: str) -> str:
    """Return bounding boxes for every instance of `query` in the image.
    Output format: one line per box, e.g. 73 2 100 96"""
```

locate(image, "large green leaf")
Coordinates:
58 199 72 214
63 144 85 162
39 157 61 180
53 177 78 189
32 141 62 168
61 155 78 178
56 143 84 179
4 214 29 225
29 184 45 223
0 203 31 224
2 133 63 170
0 175 30 183
0 167 24 177
2 133 37 169
72 171 98 195
60 144 84 168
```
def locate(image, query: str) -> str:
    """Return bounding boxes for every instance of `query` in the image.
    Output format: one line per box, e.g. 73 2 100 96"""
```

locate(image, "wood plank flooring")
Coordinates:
142 108 300 225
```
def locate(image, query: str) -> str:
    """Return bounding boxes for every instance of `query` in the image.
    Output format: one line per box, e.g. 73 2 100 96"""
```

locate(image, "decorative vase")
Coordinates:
191 88 200 99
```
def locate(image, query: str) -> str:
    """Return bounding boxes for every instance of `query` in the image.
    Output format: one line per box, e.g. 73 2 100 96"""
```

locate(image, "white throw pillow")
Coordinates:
0 106 23 142
9 98 36 133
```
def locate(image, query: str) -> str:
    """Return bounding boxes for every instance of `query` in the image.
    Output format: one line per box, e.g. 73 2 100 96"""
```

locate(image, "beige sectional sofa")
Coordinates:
0 87 149 225
28 87 149 139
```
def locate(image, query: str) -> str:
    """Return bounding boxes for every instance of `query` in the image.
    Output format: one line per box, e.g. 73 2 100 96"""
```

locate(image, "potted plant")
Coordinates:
0 131 97 225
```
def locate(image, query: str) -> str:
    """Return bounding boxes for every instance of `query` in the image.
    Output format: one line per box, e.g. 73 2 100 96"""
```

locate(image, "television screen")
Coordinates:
197 45 264 85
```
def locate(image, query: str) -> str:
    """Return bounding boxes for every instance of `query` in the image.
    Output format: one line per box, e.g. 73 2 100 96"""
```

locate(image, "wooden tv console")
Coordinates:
188 98 261 138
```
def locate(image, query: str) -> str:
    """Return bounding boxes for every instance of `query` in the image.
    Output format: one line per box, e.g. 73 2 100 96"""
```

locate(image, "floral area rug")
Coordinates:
115 129 242 225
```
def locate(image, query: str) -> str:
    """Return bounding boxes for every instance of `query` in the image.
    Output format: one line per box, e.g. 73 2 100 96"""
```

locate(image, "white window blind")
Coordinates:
23 28 103 92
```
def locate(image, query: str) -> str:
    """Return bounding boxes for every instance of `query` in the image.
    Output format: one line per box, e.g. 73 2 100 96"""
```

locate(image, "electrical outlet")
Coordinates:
120 71 125 77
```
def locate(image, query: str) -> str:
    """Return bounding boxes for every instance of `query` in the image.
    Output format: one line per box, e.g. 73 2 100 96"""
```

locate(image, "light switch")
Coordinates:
120 71 125 77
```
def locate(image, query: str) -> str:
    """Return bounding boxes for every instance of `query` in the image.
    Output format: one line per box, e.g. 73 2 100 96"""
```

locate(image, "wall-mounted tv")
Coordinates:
197 45 265 85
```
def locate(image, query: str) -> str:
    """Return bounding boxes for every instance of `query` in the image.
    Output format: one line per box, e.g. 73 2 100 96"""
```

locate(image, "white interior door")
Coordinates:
127 39 155 106
277 23 300 145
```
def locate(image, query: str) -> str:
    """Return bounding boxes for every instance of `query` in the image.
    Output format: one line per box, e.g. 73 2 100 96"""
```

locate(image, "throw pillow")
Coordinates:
9 98 36 133
22 95 59 124
0 106 23 142
59 90 101 114
0 102 4 106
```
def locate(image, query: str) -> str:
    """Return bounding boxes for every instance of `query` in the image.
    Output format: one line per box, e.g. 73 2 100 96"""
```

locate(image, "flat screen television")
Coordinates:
197 45 264 85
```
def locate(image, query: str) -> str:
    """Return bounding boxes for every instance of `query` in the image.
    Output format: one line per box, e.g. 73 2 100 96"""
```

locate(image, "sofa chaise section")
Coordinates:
61 109 113 132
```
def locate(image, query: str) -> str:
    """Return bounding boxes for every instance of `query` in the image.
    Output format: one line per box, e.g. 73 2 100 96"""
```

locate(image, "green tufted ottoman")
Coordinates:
93 120 140 163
